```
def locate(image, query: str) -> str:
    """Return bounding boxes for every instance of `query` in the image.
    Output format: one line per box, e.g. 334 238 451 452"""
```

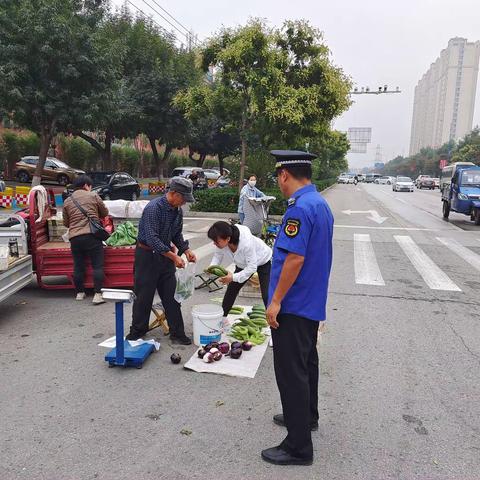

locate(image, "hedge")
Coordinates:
190 178 336 215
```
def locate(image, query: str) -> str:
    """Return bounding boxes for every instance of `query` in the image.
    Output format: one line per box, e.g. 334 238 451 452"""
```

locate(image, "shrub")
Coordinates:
57 135 99 171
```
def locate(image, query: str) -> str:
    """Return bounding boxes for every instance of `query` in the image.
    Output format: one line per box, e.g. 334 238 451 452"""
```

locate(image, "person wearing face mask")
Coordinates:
237 175 265 224
261 150 333 467
207 221 272 320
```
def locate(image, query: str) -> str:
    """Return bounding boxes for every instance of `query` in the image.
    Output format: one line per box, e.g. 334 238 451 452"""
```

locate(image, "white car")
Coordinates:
338 174 355 184
203 168 231 180
393 176 414 192
375 176 394 185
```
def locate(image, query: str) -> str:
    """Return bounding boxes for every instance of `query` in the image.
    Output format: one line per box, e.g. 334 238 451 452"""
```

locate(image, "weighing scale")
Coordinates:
102 288 155 369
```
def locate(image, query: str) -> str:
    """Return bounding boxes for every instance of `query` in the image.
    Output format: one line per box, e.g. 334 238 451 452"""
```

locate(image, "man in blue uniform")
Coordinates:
262 150 334 466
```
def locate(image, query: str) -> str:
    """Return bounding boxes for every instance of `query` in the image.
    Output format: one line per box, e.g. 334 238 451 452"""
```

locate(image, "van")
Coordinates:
440 162 475 193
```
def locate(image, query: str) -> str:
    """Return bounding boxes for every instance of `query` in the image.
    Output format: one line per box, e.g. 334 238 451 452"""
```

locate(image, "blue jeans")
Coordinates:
238 212 245 224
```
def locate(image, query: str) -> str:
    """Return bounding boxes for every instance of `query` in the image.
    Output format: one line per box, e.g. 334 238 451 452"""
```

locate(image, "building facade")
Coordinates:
409 38 480 155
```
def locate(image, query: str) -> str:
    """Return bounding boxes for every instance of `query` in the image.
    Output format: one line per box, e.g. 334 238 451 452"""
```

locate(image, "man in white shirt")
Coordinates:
207 221 272 316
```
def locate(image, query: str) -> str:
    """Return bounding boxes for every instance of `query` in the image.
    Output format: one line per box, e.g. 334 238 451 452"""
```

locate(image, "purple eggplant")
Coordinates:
203 352 214 363
212 351 222 361
241 341 253 351
230 348 243 359
218 342 230 354
231 341 242 351
170 353 181 364
197 348 206 359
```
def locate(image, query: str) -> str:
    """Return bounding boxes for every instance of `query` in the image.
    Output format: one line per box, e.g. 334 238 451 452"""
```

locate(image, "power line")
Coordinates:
148 0 191 36
139 0 188 40
125 0 177 43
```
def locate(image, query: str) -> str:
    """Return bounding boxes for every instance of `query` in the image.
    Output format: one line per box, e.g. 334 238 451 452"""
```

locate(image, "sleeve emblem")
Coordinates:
284 219 301 238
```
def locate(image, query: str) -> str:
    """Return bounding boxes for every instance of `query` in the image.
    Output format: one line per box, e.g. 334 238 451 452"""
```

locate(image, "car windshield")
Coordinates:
90 173 112 185
398 177 412 182
52 159 70 168
461 172 480 186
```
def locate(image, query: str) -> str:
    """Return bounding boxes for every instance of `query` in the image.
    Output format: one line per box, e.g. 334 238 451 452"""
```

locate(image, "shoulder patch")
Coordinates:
284 218 301 238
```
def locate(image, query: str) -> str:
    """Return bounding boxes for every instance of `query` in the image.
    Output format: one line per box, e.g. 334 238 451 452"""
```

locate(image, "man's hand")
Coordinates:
219 272 233 285
185 249 197 263
266 299 281 329
173 255 185 269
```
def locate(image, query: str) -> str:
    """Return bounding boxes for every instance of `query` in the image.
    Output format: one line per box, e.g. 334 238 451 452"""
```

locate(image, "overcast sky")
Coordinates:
112 0 480 168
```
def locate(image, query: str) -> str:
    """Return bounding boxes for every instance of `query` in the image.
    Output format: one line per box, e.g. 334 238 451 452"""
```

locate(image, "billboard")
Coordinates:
348 127 372 154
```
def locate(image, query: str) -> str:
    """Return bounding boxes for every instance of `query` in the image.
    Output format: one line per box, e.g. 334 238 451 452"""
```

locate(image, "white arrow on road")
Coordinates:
342 209 388 224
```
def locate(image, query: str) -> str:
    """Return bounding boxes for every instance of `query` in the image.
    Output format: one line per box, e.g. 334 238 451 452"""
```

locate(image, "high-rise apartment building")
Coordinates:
409 38 480 155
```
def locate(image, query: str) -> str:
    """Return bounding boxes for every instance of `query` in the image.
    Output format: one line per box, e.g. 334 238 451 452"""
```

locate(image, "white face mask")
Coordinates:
248 180 256 187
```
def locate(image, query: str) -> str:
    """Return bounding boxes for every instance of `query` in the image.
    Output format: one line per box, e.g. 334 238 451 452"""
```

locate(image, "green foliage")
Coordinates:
0 130 40 177
57 135 99 171
190 180 336 214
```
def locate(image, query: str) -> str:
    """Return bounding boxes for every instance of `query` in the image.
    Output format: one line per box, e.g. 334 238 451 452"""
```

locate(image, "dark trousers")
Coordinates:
222 261 271 316
271 314 320 459
70 234 104 293
129 247 186 338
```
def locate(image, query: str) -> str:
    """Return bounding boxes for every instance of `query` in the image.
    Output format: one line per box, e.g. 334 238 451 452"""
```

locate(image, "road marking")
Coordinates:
394 235 461 291
353 234 385 286
335 225 434 231
437 237 480 273
342 209 388 224
183 232 203 241
193 242 216 261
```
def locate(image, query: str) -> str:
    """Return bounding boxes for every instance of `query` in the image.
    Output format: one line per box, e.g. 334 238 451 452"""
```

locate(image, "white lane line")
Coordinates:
437 237 480 273
394 235 461 291
183 232 203 241
335 225 434 231
353 234 385 286
193 242 216 261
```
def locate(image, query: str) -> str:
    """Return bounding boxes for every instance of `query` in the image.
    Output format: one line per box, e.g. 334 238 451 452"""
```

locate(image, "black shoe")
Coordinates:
273 414 319 431
261 446 313 466
170 334 192 345
126 332 144 341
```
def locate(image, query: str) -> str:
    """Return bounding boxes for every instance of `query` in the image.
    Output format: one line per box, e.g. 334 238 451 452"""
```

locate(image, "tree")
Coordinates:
311 130 350 180
197 19 351 191
0 0 114 185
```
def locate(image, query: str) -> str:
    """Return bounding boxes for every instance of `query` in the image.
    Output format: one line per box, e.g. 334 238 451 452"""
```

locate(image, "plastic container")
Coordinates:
0 245 9 271
192 304 223 346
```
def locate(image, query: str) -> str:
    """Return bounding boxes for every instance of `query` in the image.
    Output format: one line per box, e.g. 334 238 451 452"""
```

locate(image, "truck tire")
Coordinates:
442 201 450 219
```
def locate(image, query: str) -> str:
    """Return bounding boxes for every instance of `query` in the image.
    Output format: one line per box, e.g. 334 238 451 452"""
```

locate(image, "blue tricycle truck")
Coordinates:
441 163 480 225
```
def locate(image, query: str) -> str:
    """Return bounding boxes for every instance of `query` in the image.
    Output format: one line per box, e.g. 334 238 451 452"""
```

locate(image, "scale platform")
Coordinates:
102 288 155 369
105 340 155 368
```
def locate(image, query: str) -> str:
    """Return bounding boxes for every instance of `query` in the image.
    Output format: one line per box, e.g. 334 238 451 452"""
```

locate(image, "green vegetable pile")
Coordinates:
229 305 244 315
205 265 228 277
230 305 268 345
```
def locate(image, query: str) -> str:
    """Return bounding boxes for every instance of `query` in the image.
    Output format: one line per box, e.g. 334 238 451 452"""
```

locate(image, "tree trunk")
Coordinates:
239 137 247 194
161 145 173 179
32 127 53 187
148 136 161 179
218 155 225 175
104 129 113 170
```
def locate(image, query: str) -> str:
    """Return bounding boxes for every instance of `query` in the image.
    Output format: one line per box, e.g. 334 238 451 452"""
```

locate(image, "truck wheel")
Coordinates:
474 209 480 226
442 201 450 219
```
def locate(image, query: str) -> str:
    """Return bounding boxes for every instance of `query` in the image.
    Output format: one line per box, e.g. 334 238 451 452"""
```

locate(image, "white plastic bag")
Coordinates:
174 262 196 303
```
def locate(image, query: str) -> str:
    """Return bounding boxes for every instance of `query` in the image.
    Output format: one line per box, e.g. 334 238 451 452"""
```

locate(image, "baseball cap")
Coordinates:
169 176 195 202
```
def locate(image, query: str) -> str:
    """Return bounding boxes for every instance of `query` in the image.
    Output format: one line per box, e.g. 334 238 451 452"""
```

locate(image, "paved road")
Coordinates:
1 184 480 479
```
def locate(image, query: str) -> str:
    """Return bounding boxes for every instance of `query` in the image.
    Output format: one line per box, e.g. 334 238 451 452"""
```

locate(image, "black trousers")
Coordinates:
222 261 271 316
129 247 186 338
271 314 320 459
70 234 104 294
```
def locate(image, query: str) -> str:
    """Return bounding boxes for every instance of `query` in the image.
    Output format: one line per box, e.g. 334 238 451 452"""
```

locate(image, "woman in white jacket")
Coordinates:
207 221 272 317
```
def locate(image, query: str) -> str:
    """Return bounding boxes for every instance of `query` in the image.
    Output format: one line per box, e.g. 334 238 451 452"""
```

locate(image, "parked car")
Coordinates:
393 176 414 192
14 156 85 186
375 176 394 185
171 167 208 190
417 176 435 189
203 168 231 180
62 171 140 201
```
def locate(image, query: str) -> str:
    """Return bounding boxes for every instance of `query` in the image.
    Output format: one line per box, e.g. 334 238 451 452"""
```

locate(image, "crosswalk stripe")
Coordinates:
183 232 203 241
394 235 461 291
353 234 385 286
193 242 216 261
436 237 480 273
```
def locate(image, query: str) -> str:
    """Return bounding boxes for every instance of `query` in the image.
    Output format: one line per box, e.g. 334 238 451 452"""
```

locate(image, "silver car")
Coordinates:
393 176 414 192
